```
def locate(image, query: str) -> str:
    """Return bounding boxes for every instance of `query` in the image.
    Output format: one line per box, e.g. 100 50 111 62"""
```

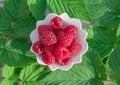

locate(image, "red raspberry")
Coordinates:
38 25 52 36
54 29 62 36
56 57 72 65
51 16 63 30
67 39 82 54
44 44 57 55
55 46 70 60
41 31 57 46
42 52 55 65
63 25 77 38
57 31 65 40
32 40 44 54
59 33 73 47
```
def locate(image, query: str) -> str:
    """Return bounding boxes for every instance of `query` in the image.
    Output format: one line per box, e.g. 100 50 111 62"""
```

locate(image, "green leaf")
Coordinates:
4 0 30 21
0 79 18 85
85 26 116 58
85 0 120 28
47 0 120 28
106 0 120 13
42 49 106 85
107 45 120 83
27 0 47 20
11 17 36 38
116 24 120 43
83 49 107 80
19 81 45 85
47 0 91 21
108 82 119 85
2 65 21 79
85 0 109 20
0 8 11 34
0 39 36 67
0 35 6 46
2 65 14 79
19 63 50 81
93 12 120 28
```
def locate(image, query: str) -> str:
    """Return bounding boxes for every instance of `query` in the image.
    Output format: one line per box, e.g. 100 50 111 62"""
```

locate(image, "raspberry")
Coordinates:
56 57 72 65
57 31 65 40
32 40 44 54
59 33 73 47
67 39 82 54
63 25 77 38
38 25 52 36
42 52 55 65
51 16 63 30
54 29 62 36
44 44 57 55
55 46 70 60
41 31 57 46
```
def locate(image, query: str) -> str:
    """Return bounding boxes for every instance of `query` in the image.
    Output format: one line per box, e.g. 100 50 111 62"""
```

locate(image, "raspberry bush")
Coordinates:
0 0 120 85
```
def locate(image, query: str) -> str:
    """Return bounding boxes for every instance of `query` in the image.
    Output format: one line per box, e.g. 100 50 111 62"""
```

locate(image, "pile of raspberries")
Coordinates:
32 16 82 65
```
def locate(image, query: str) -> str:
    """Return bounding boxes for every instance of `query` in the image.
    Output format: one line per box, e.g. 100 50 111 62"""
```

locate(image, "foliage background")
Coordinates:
0 0 120 85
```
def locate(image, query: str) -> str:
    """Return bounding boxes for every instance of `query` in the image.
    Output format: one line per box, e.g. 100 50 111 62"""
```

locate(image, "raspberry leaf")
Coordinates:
2 65 15 79
86 26 116 58
27 0 47 20
0 9 36 38
0 38 36 67
1 64 47 85
85 0 120 28
19 63 50 82
2 65 20 79
46 0 91 21
42 49 107 85
47 0 120 28
107 45 120 83
107 82 118 85
83 0 120 28
116 24 120 43
93 12 120 28
0 79 18 85
86 0 109 20
10 16 36 38
105 0 120 12
0 8 11 34
19 81 45 85
4 0 30 21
